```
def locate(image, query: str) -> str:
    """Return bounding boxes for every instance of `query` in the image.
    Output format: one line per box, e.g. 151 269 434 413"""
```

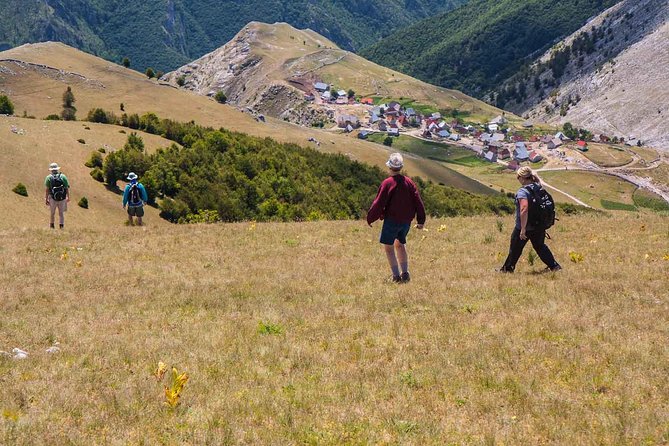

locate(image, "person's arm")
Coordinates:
44 177 50 205
140 184 149 204
519 198 529 240
122 186 129 208
366 181 390 226
413 182 426 229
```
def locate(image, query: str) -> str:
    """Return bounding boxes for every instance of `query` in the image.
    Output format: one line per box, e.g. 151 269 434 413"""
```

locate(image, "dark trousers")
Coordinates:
501 227 559 272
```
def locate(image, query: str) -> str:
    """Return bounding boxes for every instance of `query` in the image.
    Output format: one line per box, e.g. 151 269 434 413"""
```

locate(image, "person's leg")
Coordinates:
396 240 408 274
501 227 529 272
528 230 560 269
58 201 65 228
49 200 57 227
384 244 401 279
127 207 135 226
136 206 144 226
380 220 401 280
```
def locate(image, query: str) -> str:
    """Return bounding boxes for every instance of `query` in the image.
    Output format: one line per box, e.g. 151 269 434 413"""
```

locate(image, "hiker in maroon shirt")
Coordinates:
367 153 426 283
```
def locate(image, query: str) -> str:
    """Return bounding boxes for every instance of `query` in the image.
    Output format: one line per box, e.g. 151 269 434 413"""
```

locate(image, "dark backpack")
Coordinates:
50 174 67 201
524 183 556 230
128 183 142 205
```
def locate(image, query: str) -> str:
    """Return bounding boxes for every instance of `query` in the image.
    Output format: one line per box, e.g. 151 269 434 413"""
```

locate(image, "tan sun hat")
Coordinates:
49 162 60 172
386 153 404 170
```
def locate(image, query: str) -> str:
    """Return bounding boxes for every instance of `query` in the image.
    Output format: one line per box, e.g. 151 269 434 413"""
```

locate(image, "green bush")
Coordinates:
176 76 186 87
45 114 61 121
12 183 28 197
78 197 89 209
85 151 104 168
145 68 155 79
0 95 14 115
86 108 116 124
90 168 104 182
77 139 86 144
214 91 227 104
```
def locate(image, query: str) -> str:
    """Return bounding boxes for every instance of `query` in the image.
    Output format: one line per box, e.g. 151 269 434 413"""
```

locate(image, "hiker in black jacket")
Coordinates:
500 166 561 273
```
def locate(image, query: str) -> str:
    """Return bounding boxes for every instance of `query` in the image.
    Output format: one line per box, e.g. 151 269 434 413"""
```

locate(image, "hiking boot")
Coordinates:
400 272 411 283
496 267 513 273
543 265 562 273
50 223 55 229
59 224 64 229
390 275 402 283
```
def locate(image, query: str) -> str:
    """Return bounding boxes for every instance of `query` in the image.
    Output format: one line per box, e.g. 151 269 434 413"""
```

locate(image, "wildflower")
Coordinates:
155 361 168 381
569 251 584 263
437 224 447 233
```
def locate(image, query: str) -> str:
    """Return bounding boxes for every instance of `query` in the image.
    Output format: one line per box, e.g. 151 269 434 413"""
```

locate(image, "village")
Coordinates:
306 80 622 171
300 80 669 204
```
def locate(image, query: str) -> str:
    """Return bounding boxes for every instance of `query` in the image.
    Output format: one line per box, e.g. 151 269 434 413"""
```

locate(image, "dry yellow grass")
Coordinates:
1 212 668 444
0 44 491 193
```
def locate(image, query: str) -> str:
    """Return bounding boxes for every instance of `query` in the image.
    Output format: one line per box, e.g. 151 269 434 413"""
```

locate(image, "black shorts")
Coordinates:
127 205 144 217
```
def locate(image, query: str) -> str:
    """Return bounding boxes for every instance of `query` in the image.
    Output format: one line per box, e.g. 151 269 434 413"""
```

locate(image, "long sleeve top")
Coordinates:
123 182 148 206
366 174 426 225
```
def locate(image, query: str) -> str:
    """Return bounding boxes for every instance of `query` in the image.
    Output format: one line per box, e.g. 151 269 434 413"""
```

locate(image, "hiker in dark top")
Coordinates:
44 162 70 229
500 166 561 273
122 172 148 226
367 153 426 283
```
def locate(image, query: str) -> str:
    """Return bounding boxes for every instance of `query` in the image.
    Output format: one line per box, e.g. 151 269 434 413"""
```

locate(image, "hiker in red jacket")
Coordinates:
367 153 426 283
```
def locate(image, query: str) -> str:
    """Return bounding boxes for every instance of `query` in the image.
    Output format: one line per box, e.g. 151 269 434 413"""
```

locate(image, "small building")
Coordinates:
388 102 401 112
371 106 382 116
337 90 348 98
321 91 332 101
437 130 451 138
314 82 329 92
507 160 520 171
337 114 360 129
529 150 543 163
484 151 498 163
514 142 529 161
422 130 432 138
405 108 416 117
378 121 388 132
449 133 461 141
576 140 588 151
491 133 505 142
360 98 374 105
555 131 568 141
488 123 499 132
388 128 400 137
522 120 534 128
304 94 315 101
369 113 381 124
335 97 347 105
431 112 442 120
358 130 370 139
547 138 563 150
345 124 354 133
489 115 507 126
498 148 511 160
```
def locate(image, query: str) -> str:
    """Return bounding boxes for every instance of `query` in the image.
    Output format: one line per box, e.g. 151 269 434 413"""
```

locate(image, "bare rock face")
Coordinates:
502 0 669 150
161 22 331 125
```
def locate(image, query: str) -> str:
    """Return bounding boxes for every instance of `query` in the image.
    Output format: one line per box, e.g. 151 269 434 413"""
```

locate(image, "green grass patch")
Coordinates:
600 199 637 211
633 189 669 212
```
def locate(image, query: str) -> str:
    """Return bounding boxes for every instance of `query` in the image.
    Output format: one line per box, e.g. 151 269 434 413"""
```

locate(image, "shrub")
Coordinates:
45 114 61 120
122 57 130 68
257 321 283 335
90 168 104 182
383 137 393 146
12 183 28 196
146 68 155 79
176 76 186 87
97 147 106 154
0 95 14 115
61 107 76 121
85 151 103 168
77 139 86 144
183 209 220 224
214 91 227 104
78 197 89 209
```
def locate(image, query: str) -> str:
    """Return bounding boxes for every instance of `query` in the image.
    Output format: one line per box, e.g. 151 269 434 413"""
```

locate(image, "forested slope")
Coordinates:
361 0 618 97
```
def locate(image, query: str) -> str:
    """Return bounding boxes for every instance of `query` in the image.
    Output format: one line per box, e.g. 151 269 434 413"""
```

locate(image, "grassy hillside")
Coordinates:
1 213 668 443
164 22 505 125
0 43 491 195
0 0 466 72
361 0 618 97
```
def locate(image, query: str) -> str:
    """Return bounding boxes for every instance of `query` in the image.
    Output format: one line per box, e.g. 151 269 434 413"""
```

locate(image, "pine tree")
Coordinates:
61 87 77 121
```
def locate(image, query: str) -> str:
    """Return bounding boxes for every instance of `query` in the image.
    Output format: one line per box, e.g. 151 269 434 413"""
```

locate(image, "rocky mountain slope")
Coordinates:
503 0 669 150
162 22 502 126
0 0 465 72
